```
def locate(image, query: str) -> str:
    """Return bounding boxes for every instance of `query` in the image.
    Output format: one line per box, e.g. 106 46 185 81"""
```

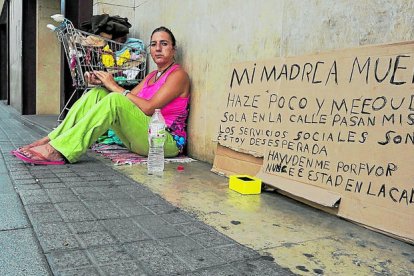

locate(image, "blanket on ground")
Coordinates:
91 143 195 166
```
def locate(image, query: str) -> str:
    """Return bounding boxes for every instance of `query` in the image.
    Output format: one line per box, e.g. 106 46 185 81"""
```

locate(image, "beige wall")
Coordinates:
36 0 61 114
93 0 414 163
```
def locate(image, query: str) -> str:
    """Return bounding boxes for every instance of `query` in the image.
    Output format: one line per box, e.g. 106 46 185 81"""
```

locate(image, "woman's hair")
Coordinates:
151 26 176 47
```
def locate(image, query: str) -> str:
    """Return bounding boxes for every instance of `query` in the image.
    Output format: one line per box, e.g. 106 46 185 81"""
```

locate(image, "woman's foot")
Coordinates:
19 143 64 162
18 137 50 152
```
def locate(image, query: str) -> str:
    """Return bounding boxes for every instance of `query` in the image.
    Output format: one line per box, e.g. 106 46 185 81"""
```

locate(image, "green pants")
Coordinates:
48 87 179 163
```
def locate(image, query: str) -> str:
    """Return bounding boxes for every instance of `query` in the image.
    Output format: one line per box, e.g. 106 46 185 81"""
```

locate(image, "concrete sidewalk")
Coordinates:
1 101 413 276
0 102 292 275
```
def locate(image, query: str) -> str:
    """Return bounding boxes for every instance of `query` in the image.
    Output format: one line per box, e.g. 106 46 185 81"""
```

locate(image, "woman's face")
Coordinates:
150 31 175 66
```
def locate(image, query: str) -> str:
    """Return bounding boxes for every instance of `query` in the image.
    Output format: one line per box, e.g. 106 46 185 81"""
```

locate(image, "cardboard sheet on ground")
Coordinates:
214 41 414 243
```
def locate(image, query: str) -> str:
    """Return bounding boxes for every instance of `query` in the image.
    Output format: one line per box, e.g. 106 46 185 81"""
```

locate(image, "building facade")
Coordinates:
1 0 413 163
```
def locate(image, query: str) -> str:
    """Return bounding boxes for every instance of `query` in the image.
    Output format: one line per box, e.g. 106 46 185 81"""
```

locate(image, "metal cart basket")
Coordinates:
47 14 147 123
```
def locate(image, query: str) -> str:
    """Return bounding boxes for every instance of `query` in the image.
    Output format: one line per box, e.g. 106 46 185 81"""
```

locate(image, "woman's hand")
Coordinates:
93 71 124 93
84 72 102 85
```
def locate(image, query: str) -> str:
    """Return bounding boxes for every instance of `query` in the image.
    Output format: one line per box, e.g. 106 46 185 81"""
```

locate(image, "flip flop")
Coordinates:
11 148 25 157
14 148 66 165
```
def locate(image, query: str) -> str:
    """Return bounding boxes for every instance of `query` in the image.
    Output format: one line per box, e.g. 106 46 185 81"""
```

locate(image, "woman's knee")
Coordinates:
105 92 128 105
85 87 109 100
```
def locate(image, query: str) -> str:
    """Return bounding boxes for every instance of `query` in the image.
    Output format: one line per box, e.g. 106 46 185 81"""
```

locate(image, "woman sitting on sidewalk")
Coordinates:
13 26 190 165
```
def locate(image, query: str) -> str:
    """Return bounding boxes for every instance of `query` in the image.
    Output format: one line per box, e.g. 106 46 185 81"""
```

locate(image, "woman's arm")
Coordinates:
94 69 189 116
127 68 190 115
93 70 150 94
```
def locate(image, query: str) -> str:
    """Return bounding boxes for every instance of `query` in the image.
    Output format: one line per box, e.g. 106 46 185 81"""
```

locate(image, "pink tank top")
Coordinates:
138 64 189 140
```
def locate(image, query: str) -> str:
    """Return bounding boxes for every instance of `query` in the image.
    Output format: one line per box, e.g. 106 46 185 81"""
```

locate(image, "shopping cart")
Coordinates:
47 14 147 123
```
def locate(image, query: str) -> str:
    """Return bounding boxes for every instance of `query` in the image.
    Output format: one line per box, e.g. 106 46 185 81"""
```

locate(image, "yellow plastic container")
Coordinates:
229 175 262 195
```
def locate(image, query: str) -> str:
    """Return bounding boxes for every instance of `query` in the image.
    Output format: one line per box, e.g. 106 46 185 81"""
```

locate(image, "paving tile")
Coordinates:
76 171 101 177
46 188 79 203
13 178 38 185
56 202 96 221
34 221 72 237
46 249 91 271
110 179 133 186
77 230 117 247
0 140 13 146
82 175 107 182
232 258 295 275
30 172 57 179
69 220 107 234
174 221 214 235
122 240 168 260
81 170 116 176
9 171 34 180
56 172 79 178
182 264 240 276
28 166 53 172
0 228 49 275
57 267 100 276
0 173 16 195
19 189 52 205
160 210 195 224
105 175 132 182
94 186 131 200
83 200 127 219
73 165 105 172
135 215 183 239
60 176 86 183
175 248 226 270
191 231 235 248
111 199 152 217
47 168 74 174
139 253 190 275
159 235 202 252
64 181 91 188
26 202 58 213
147 203 180 215
83 180 113 187
38 234 81 253
71 187 106 201
88 245 133 265
135 195 168 206
6 163 29 172
71 186 98 194
37 178 63 184
15 183 42 190
0 164 8 174
0 161 7 174
42 182 66 189
122 185 156 198
100 261 146 276
102 218 150 243
0 194 29 230
29 209 64 224
208 244 261 263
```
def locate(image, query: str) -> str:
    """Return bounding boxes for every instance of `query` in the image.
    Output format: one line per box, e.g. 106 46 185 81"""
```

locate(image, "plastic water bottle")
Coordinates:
147 109 166 175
